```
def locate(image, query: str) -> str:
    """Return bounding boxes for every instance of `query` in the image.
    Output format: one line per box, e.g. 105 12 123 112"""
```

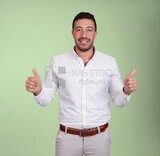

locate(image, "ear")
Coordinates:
71 30 75 38
94 31 97 39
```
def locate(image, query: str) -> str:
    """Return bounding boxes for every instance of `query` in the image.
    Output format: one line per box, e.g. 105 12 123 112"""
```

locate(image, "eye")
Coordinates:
87 28 93 32
75 28 81 32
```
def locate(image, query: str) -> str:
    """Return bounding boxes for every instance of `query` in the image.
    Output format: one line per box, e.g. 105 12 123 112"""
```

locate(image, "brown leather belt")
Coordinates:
60 123 108 137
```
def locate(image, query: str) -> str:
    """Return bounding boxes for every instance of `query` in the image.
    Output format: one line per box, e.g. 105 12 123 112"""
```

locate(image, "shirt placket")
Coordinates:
77 57 87 128
81 66 87 127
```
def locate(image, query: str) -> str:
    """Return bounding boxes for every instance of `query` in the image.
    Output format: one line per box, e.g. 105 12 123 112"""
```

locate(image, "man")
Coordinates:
25 12 137 156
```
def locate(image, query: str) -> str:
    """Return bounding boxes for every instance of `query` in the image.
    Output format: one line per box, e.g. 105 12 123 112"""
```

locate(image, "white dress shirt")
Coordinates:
35 50 131 129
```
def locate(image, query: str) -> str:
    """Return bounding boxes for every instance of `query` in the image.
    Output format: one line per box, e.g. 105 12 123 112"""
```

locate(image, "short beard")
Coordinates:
75 41 94 52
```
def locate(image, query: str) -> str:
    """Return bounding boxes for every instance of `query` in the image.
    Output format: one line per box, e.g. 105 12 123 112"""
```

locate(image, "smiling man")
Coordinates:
72 16 97 54
25 12 137 156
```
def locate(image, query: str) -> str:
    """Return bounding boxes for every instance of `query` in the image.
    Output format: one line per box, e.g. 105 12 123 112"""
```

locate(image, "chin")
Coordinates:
79 48 90 52
78 45 93 52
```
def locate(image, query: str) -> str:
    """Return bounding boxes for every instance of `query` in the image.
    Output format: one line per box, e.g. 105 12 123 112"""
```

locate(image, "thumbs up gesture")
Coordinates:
123 69 138 95
25 68 42 96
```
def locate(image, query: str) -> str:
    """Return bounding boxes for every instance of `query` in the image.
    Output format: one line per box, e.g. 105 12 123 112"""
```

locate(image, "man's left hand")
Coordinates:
123 69 138 95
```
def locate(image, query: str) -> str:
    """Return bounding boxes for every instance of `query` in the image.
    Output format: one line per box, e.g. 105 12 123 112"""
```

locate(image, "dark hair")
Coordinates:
72 12 97 31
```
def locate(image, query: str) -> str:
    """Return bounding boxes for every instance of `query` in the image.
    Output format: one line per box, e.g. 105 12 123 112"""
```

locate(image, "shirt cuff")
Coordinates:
122 90 131 101
34 89 47 104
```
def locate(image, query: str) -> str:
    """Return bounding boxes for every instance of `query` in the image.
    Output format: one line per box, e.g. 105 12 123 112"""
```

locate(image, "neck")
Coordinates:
75 46 95 65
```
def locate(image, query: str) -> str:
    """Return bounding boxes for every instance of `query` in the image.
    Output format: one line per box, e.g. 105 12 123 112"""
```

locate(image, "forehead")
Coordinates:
74 19 95 28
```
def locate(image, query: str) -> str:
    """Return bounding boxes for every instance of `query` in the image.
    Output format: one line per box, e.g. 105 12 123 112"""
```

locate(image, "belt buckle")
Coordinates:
79 129 86 137
79 130 82 136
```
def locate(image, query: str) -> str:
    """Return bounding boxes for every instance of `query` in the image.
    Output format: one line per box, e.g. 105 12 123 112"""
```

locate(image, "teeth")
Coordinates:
80 39 88 44
81 40 87 43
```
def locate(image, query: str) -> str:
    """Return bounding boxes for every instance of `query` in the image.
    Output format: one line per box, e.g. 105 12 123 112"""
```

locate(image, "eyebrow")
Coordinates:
75 26 94 29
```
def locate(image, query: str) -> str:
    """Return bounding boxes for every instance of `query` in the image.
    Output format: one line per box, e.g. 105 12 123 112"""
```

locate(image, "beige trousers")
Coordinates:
55 127 111 156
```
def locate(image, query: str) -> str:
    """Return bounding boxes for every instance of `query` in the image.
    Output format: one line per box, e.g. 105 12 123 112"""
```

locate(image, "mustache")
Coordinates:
78 37 90 41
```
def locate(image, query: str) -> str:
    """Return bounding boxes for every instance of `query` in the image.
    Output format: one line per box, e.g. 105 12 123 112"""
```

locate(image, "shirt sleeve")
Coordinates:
34 58 59 106
109 58 131 108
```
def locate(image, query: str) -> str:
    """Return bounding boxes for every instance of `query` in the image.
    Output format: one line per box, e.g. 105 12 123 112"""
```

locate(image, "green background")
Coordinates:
0 0 160 156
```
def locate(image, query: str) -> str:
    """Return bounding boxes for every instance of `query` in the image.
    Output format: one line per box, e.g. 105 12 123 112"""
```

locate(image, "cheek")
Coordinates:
92 32 97 38
73 33 79 39
93 33 97 38
88 32 96 38
89 35 95 40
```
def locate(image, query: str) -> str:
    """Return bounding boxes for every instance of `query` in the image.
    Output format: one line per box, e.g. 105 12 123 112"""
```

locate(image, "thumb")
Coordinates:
32 68 39 77
128 69 136 78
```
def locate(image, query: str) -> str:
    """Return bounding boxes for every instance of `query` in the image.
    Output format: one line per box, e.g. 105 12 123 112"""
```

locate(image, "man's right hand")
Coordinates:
25 68 42 96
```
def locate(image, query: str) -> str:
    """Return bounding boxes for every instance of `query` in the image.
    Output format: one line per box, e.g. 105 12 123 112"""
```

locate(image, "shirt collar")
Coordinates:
72 46 96 60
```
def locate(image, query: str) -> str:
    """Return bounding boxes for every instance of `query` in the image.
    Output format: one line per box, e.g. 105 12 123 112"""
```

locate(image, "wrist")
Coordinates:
33 87 42 96
123 87 131 95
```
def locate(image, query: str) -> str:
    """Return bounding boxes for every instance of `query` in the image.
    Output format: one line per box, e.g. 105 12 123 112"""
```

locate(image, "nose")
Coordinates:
81 30 87 38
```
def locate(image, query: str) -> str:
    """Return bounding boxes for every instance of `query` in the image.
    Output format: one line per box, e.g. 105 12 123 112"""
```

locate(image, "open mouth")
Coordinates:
79 38 90 44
